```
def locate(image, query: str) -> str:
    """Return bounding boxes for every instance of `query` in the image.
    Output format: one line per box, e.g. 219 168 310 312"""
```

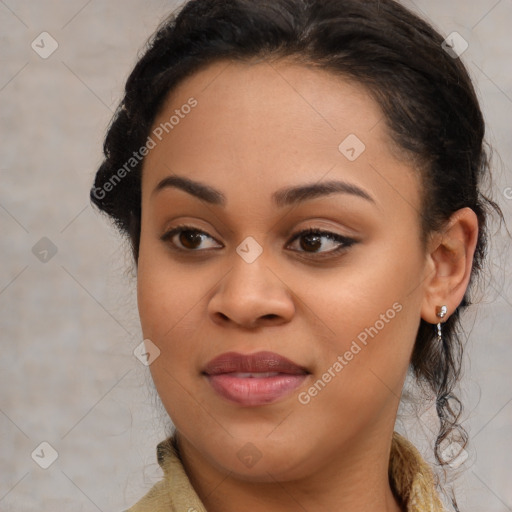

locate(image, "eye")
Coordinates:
160 224 221 251
160 225 357 258
287 228 356 258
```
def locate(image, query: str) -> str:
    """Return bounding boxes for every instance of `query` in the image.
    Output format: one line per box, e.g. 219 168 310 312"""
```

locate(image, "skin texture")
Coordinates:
136 59 478 512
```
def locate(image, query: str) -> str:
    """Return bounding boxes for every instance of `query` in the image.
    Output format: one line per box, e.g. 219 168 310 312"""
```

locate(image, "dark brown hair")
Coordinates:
90 1 503 509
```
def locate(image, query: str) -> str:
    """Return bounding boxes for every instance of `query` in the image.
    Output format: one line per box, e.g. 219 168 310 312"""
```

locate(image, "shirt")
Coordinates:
125 431 447 512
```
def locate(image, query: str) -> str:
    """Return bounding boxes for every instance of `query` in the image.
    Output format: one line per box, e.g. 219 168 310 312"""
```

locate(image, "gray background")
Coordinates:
0 1 511 510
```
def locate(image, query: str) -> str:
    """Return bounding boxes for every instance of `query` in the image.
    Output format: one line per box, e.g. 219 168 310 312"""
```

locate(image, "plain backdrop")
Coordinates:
1 1 511 510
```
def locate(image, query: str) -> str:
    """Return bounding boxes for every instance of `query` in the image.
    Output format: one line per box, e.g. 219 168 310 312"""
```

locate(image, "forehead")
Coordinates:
141 59 421 218
148 58 385 155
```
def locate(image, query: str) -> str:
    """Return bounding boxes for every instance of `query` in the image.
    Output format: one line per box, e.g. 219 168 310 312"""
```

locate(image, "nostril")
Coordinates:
262 314 278 320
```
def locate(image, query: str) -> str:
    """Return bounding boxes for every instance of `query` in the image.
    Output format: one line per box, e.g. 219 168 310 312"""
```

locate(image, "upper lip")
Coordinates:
203 351 309 375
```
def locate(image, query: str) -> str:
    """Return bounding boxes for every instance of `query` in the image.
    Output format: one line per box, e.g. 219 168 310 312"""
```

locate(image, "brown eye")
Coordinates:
299 232 323 252
178 229 205 249
160 225 222 252
287 228 356 257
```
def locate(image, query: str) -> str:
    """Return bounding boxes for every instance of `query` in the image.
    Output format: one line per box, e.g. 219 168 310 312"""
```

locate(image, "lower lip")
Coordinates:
206 373 308 406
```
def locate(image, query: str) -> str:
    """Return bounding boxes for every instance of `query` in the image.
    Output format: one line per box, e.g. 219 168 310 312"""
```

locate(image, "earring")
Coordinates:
436 305 447 342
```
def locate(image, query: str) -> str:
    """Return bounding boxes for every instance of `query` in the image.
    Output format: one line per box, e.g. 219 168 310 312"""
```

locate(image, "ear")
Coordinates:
420 207 479 324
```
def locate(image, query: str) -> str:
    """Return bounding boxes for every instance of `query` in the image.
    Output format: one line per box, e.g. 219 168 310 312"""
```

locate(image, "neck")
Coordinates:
176 426 404 512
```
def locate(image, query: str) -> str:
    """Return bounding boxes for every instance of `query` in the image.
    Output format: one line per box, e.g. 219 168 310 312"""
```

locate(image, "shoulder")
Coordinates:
124 436 207 512
124 478 172 512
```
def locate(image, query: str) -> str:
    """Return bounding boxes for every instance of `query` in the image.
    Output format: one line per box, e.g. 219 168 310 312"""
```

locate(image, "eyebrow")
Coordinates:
152 175 375 207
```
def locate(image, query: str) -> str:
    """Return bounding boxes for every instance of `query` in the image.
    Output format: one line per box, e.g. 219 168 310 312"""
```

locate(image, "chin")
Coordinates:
205 440 311 483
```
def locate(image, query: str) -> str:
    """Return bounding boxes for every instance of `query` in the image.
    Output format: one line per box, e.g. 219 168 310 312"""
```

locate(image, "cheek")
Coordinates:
300 251 425 423
137 229 200 338
137 265 204 360
298 245 422 342
137 249 208 425
136 244 204 403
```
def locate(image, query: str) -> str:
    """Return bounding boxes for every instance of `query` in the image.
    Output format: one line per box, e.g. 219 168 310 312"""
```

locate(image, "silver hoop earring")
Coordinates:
436 305 447 342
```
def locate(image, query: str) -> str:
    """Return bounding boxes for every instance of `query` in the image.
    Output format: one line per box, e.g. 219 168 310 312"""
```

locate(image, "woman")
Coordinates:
91 0 503 510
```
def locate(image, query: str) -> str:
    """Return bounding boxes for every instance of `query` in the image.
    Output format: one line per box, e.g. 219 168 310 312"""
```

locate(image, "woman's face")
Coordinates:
137 59 430 481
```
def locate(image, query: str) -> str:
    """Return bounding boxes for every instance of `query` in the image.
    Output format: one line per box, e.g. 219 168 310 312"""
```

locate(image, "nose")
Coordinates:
207 255 295 329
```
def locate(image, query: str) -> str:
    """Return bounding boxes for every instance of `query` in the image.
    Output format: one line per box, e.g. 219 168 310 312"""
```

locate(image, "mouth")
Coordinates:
202 351 310 407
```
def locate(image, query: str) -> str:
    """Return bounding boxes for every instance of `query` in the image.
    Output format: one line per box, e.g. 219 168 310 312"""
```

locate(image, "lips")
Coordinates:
203 351 308 375
203 351 309 406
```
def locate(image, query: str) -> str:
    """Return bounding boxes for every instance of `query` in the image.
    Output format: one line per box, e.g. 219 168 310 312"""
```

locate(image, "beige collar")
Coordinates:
127 431 446 512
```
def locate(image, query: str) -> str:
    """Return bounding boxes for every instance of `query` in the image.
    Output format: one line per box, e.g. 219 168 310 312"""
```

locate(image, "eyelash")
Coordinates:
160 224 357 259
